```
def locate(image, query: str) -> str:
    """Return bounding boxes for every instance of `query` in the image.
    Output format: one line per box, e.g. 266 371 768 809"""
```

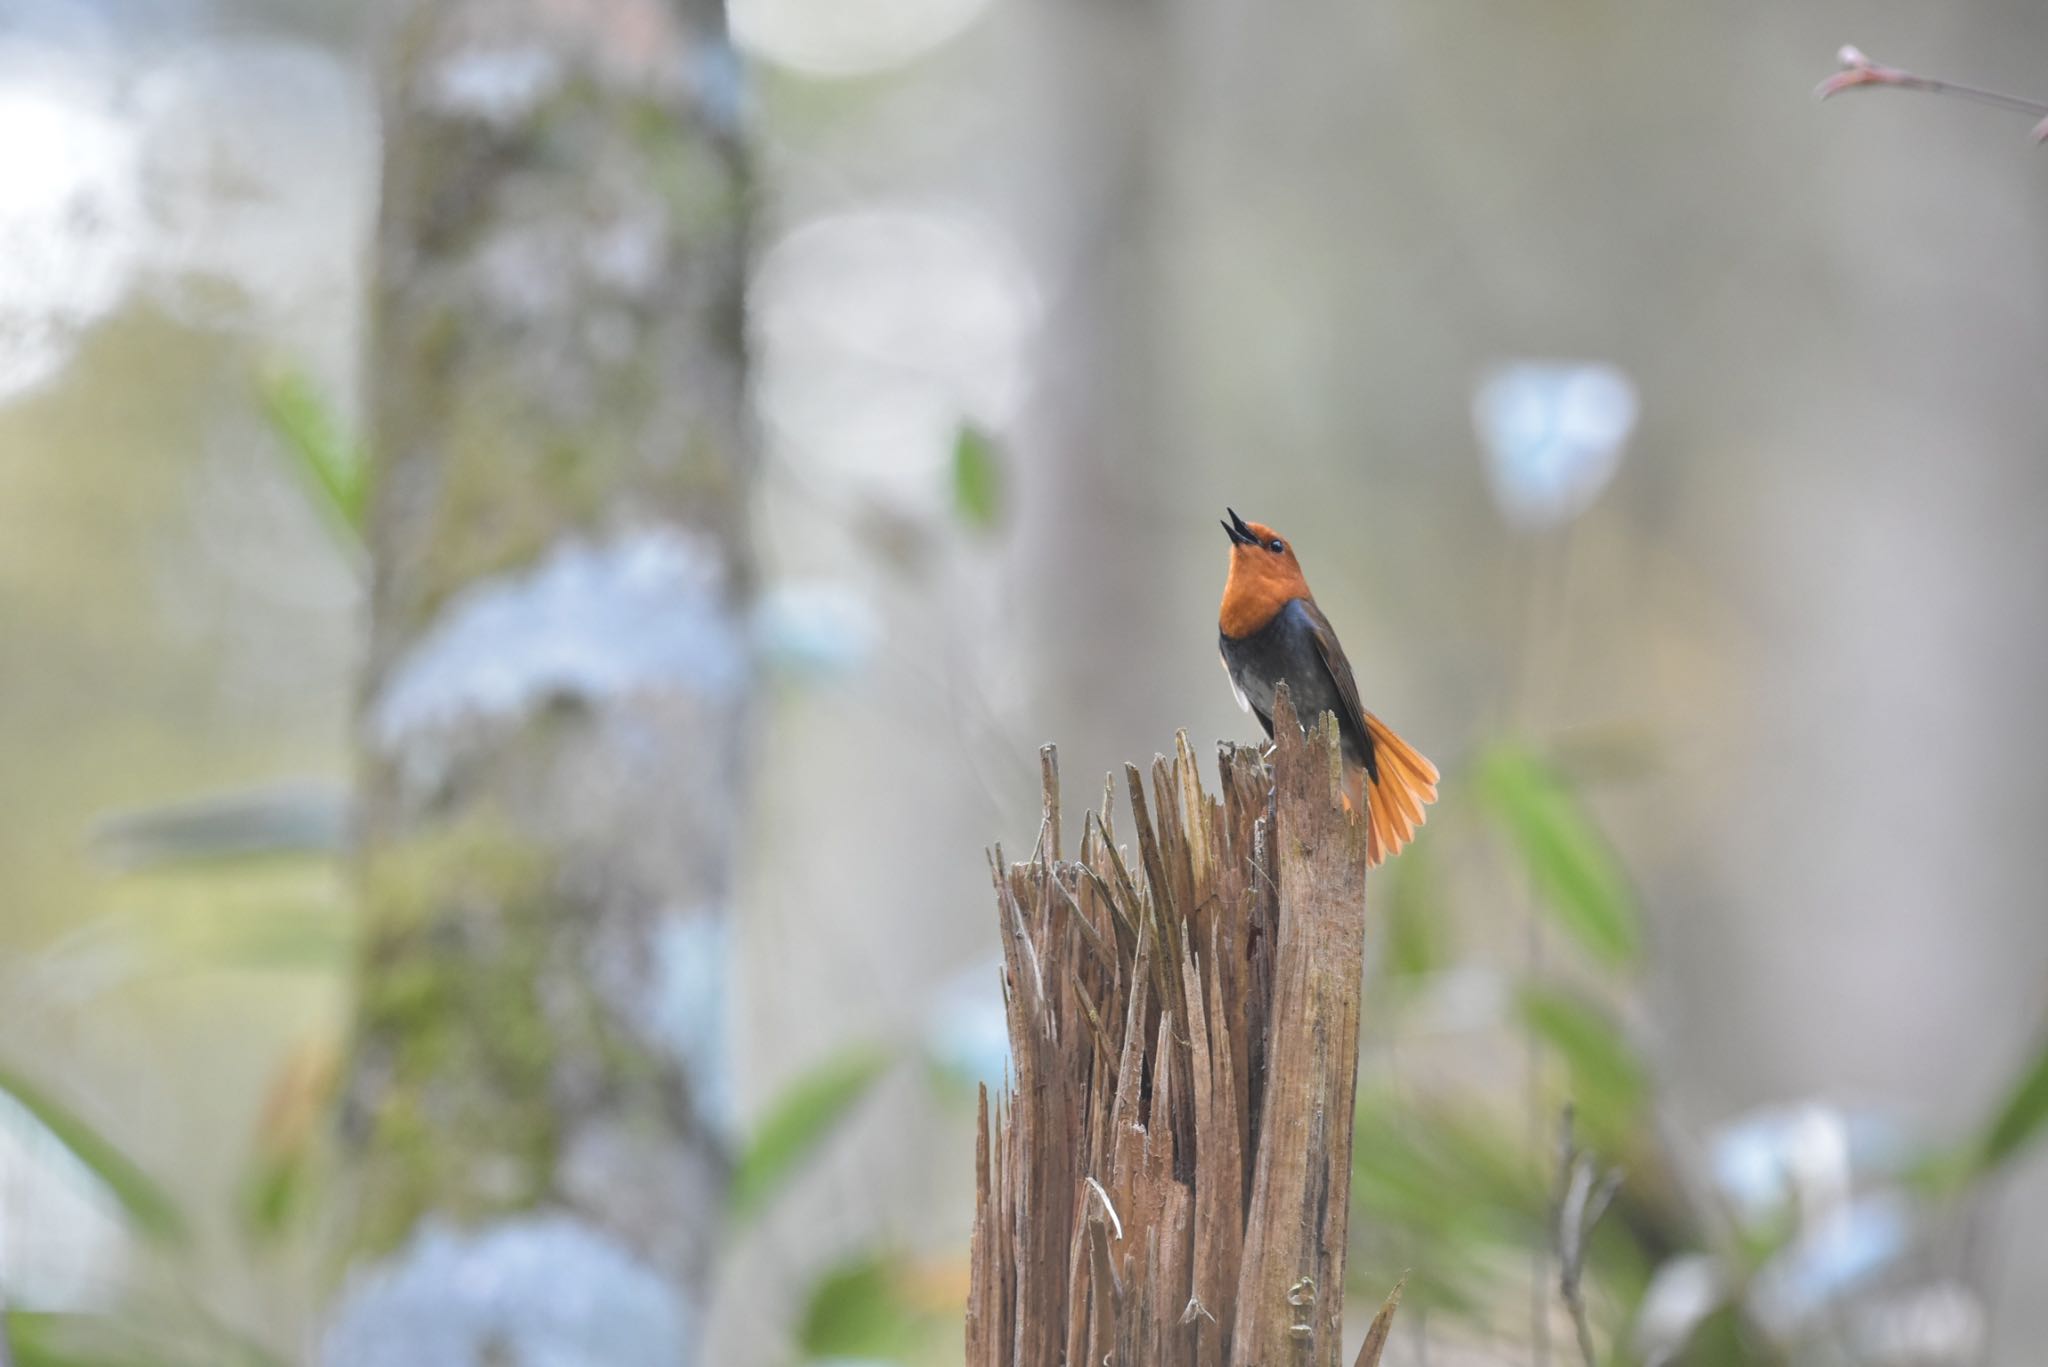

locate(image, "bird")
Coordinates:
1217 507 1438 866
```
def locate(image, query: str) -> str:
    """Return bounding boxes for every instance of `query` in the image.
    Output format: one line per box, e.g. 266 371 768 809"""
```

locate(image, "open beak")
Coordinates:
1221 507 1256 546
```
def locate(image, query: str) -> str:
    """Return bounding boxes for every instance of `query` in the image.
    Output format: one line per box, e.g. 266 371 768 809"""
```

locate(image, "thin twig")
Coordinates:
1553 1106 1625 1367
1528 911 1551 1367
1512 526 1569 1367
1819 45 2048 141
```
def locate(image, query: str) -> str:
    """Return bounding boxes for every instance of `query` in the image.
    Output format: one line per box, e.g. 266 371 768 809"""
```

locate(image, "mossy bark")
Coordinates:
326 1 750 1359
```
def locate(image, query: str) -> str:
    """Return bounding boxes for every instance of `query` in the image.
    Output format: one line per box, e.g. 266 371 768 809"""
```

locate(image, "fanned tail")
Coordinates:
1349 713 1439 868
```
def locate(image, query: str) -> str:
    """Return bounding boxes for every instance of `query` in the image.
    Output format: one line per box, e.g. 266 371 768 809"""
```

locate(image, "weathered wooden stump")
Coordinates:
969 684 1394 1367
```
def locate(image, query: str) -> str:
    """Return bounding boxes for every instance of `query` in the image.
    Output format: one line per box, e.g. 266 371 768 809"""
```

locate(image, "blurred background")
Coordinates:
4 0 2048 1363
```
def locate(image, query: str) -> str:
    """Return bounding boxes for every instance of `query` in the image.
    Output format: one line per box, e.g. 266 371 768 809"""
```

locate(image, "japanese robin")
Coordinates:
1218 508 1438 865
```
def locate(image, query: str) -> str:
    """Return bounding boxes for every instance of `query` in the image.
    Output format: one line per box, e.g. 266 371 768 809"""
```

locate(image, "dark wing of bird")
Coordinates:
1296 597 1379 781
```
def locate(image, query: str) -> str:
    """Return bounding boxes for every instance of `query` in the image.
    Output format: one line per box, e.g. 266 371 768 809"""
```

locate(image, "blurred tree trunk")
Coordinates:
1018 0 1185 783
322 1 751 1363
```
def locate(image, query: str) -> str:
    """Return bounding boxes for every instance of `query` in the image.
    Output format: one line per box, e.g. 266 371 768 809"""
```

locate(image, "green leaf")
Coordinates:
8 1313 156 1367
797 1253 921 1358
1974 1027 2048 1174
240 1150 309 1241
1518 984 1647 1146
0 1064 188 1245
731 1044 892 1224
255 366 367 541
1348 1092 1549 1319
1382 838 1447 978
92 781 348 871
1474 744 1640 967
194 900 354 974
952 424 1003 532
8 1309 288 1367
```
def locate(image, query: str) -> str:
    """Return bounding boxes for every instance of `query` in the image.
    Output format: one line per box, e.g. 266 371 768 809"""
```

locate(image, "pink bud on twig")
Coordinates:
1816 42 2048 142
1815 45 1896 101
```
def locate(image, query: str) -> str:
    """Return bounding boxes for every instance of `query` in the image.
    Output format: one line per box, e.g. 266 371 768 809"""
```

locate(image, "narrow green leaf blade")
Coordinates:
731 1044 892 1224
1975 1027 2048 1173
241 1155 302 1240
1475 744 1641 966
255 366 367 540
1382 838 1447 978
1348 1090 1549 1317
952 424 1003 532
8 1312 155 1367
0 1064 188 1245
797 1253 921 1358
1518 984 1647 1146
8 1309 288 1367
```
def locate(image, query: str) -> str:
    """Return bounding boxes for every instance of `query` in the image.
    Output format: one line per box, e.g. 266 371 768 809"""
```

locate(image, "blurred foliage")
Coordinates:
1516 985 1647 1154
951 424 1004 533
1474 743 1641 967
1973 1025 2048 1176
1349 1089 1548 1317
239 1147 312 1243
254 365 367 544
237 1035 343 1242
9 1312 189 1367
1347 735 2048 1364
0 1064 188 1247
732 1043 895 1227
1379 838 1448 979
797 1253 926 1359
6 1308 286 1367
1348 743 1692 1356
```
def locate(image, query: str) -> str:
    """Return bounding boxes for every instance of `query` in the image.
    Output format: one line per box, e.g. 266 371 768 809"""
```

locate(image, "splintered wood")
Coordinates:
968 686 1378 1367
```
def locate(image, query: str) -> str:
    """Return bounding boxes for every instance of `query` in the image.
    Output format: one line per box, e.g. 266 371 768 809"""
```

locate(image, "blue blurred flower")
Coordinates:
1749 1194 1912 1335
754 580 878 681
1472 361 1638 529
1706 1101 1909 1227
322 1214 692 1367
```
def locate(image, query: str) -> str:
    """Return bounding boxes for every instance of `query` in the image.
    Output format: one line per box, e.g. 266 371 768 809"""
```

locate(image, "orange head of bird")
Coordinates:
1219 508 1312 638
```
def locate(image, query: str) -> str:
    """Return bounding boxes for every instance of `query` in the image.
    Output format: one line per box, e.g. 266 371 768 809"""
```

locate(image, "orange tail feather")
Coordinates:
1356 713 1439 868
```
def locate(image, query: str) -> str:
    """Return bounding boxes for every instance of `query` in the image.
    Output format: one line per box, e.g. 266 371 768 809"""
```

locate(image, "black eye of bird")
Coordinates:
1268 539 1285 553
